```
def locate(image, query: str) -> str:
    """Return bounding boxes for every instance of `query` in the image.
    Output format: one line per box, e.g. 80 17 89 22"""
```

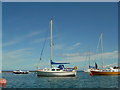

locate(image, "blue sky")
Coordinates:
2 2 118 70
0 2 2 72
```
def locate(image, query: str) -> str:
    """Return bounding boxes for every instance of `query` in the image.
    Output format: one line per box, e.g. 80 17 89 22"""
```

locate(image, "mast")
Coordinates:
50 19 53 68
96 32 104 69
88 49 90 68
100 33 104 69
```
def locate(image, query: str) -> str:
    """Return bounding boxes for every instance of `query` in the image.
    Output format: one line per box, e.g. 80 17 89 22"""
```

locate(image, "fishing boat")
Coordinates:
36 19 77 77
90 33 120 75
13 70 29 74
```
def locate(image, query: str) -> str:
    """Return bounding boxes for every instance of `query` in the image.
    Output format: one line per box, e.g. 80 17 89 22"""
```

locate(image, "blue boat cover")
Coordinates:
89 66 95 69
51 60 70 65
95 62 98 69
89 62 98 69
58 65 64 70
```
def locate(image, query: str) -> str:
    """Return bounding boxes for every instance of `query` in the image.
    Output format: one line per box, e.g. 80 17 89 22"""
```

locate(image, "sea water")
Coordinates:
2 71 119 88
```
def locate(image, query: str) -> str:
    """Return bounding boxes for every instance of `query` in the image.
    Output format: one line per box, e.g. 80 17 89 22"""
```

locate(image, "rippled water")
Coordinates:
2 71 119 88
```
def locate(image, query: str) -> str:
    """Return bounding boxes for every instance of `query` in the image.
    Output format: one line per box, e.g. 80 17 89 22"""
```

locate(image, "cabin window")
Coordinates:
56 69 60 71
52 69 55 71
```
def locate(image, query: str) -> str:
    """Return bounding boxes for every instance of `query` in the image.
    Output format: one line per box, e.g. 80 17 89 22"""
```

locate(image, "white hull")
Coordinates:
84 68 95 73
36 70 76 77
36 19 77 77
84 69 91 73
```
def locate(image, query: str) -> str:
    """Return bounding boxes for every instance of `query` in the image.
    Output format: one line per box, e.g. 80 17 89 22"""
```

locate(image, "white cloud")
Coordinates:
32 37 49 43
3 48 33 63
2 48 35 69
2 47 51 70
3 40 19 47
61 53 81 57
21 62 49 69
32 34 59 43
74 42 81 46
54 44 65 50
68 42 81 50
61 52 95 57
2 48 118 70
26 31 43 37
3 31 44 47
60 50 118 63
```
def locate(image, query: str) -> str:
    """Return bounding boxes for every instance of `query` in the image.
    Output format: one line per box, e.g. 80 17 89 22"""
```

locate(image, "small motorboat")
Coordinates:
13 70 29 74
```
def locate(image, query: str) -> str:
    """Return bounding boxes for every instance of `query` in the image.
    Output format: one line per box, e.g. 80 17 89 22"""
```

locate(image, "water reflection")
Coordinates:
0 83 6 88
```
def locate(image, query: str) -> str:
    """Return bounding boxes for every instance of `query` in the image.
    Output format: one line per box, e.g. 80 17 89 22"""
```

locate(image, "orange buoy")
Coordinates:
90 73 93 76
0 78 7 84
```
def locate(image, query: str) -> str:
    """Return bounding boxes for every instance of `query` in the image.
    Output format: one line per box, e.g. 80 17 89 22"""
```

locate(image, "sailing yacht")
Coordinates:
36 19 77 77
84 51 97 73
91 67 120 75
90 33 120 75
84 63 98 73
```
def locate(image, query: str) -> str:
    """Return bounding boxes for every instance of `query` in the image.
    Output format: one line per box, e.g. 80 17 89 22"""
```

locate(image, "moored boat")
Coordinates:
13 70 29 74
91 67 120 75
84 63 98 73
36 19 77 77
37 67 76 77
84 68 93 73
90 33 119 75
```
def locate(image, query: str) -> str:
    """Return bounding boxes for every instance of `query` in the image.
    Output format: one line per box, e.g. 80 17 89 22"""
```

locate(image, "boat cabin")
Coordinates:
113 66 120 69
43 67 62 71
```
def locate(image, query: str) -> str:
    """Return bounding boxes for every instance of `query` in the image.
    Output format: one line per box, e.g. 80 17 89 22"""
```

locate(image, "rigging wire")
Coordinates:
39 26 50 61
37 29 49 69
39 36 48 61
95 33 103 69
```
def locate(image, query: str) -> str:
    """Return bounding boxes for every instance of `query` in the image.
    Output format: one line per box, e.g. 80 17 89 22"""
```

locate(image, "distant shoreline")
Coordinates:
1 70 83 73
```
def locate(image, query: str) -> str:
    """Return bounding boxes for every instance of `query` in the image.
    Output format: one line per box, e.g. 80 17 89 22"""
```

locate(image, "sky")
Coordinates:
0 1 2 73
2 2 118 70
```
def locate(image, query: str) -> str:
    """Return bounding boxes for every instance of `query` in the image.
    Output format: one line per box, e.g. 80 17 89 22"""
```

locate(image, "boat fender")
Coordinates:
0 78 7 84
73 66 78 70
90 73 93 76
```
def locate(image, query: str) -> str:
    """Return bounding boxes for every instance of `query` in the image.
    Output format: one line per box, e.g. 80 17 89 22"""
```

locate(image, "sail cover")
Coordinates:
51 60 70 65
95 62 98 69
89 66 95 69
